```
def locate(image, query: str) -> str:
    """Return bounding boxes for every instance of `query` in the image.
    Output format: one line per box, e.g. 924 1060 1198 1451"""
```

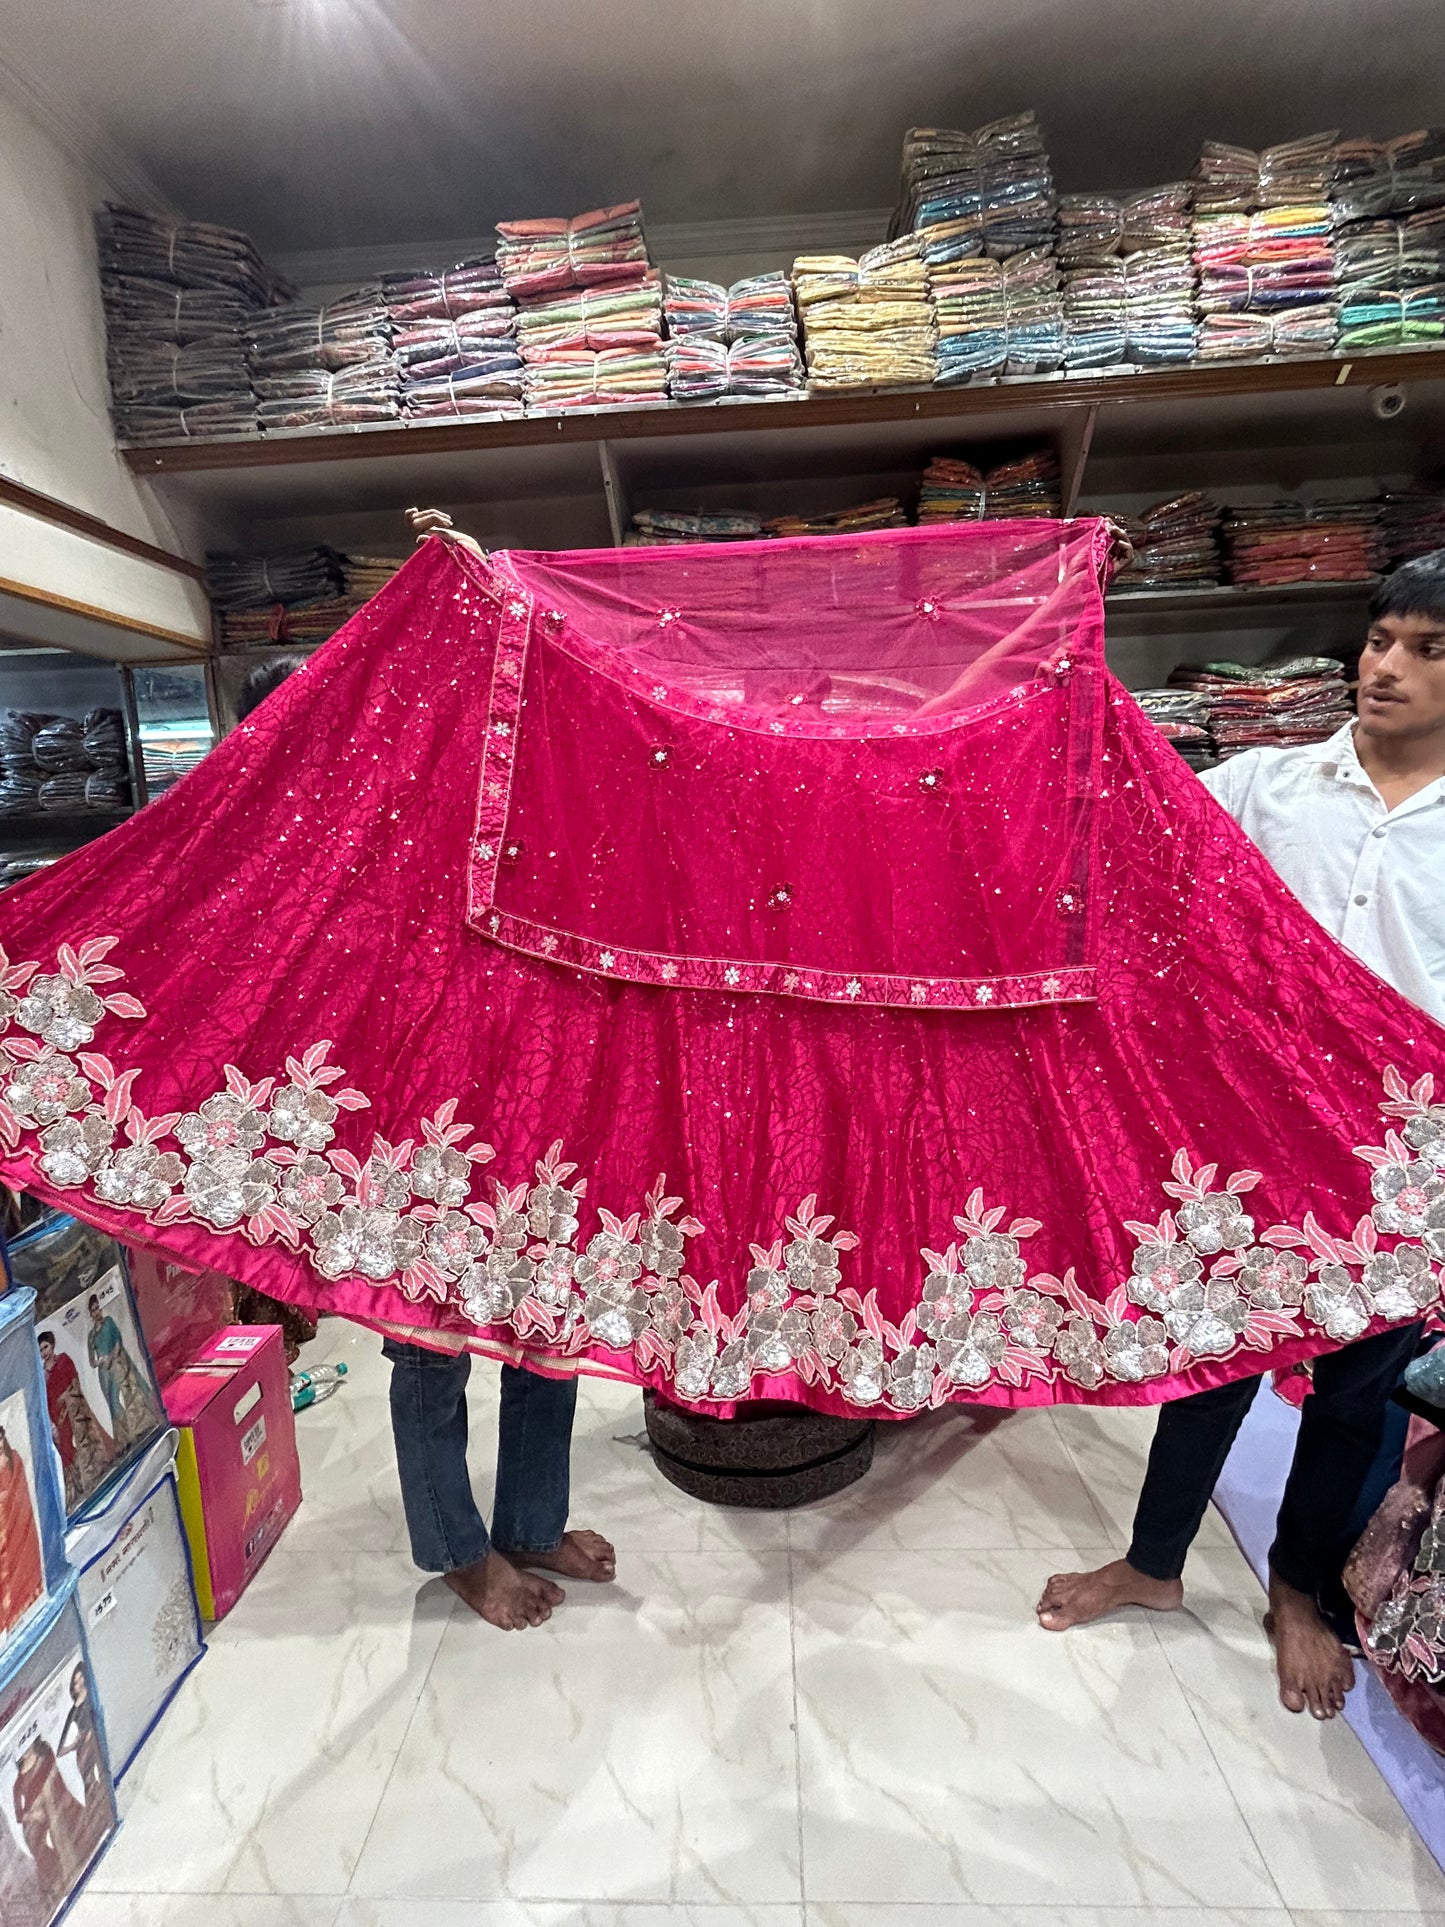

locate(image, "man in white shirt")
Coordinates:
1037 550 1445 1720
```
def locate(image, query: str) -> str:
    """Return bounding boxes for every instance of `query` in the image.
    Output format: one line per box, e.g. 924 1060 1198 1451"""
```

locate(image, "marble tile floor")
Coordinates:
69 1325 1445 1927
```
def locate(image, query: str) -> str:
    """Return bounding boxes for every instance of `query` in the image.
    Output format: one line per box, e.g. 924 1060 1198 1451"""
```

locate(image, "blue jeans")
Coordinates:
382 1339 578 1573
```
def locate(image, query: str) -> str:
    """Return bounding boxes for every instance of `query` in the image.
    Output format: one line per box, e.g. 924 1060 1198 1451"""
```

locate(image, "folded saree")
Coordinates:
2 525 1442 1419
495 203 652 300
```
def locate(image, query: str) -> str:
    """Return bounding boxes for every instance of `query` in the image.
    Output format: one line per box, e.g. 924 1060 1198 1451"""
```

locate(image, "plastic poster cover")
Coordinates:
0 1586 117 1927
0 1289 68 1659
65 1435 204 1779
9 1217 166 1521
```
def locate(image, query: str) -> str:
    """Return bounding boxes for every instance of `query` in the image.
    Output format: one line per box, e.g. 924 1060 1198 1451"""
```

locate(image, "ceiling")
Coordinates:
3 0 1442 255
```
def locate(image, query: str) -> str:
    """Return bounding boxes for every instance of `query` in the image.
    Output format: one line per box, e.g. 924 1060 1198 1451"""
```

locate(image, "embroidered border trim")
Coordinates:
1 938 1440 1417
463 561 1099 1013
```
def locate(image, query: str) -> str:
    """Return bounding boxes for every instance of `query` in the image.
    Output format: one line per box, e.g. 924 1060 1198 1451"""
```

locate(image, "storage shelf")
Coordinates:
1107 579 1377 615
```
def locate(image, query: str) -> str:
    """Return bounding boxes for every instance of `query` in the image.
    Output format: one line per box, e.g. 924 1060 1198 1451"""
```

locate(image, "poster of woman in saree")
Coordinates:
0 1656 111 1924
84 1275 161 1457
0 1399 43 1640
35 1333 113 1517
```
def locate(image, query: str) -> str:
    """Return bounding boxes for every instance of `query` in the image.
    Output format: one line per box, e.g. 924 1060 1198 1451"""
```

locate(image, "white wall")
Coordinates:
0 79 211 648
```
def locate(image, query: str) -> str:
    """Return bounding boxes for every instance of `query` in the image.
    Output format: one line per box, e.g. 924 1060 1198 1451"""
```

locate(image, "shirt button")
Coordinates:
1354 894 1369 906
1372 826 1387 839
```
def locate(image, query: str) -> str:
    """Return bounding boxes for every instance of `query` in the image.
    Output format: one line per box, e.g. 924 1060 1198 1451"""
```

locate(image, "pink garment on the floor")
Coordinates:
0 524 1442 1419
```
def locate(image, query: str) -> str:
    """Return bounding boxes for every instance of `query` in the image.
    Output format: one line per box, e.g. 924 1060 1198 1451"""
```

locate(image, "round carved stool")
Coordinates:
643 1391 874 1508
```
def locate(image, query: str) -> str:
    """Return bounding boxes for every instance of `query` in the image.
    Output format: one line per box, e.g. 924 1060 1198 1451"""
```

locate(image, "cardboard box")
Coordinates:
124 1249 234 1388
162 1327 300 1621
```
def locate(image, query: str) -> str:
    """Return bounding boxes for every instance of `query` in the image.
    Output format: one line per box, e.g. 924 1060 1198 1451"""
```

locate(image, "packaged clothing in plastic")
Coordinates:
8 1218 166 1521
0 530 1442 1424
64 1431 202 1779
0 1288 68 1665
0 1582 117 1926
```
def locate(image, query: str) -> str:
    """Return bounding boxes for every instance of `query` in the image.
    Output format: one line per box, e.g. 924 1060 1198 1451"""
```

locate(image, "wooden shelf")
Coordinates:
1107 579 1377 616
122 347 1445 480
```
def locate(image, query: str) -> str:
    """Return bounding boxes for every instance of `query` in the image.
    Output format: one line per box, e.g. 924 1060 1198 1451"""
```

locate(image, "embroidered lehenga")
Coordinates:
0 522 1441 1418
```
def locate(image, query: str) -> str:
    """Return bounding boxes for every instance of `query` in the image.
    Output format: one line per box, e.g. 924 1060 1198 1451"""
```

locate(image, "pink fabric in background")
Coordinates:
0 525 1440 1420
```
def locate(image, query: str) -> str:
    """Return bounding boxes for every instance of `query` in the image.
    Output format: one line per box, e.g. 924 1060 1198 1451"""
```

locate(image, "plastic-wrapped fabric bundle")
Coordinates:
381 255 513 326
404 365 527 419
1113 493 1223 588
762 498 909 535
516 274 664 355
665 335 728 401
1057 194 1123 266
1133 689 1217 769
39 775 90 812
84 773 130 811
495 202 651 300
1170 654 1354 755
97 206 288 305
793 247 937 389
206 548 347 611
1222 500 1385 585
1124 243 1197 363
1062 259 1126 369
663 276 728 339
890 125 986 233
30 721 88 776
627 509 764 544
247 289 393 376
521 347 669 413
112 400 257 445
891 112 1055 259
98 277 256 345
912 215 987 270
1191 141 1260 214
725 272 799 338
982 448 1062 516
81 712 125 774
1001 247 1063 373
1197 304 1339 358
1119 183 1192 253
391 311 518 379
916 456 986 521
106 333 250 409
723 335 805 397
930 257 1008 382
1189 132 1338 213
253 364 402 430
1381 487 1445 563
1334 209 1445 289
1337 283 1445 349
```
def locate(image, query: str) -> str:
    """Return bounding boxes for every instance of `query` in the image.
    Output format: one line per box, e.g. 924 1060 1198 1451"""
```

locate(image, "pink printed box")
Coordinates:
161 1326 301 1620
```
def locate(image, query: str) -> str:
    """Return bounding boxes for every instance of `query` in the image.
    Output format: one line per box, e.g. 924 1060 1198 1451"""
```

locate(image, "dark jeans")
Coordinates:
383 1338 578 1574
1127 1321 1424 1596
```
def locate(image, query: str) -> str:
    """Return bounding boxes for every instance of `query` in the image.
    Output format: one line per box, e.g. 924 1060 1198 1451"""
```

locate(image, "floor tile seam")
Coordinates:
338 1585 462 1897
786 1534 809 1909
1140 1607 1293 1915
1041 1408 1133 1550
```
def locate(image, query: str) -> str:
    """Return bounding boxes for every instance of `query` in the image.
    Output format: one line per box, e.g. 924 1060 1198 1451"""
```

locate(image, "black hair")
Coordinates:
1368 549 1445 625
235 654 306 723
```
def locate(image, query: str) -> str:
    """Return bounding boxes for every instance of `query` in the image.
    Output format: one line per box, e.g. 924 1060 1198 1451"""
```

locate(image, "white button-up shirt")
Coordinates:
1200 723 1445 1023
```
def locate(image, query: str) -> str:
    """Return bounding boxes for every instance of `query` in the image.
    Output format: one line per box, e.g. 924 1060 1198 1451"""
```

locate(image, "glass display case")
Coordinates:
122 661 217 802
0 643 137 888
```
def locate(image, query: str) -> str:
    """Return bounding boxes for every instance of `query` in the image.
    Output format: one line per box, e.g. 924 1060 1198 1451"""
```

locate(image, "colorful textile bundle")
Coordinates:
930 257 1008 382
662 271 799 341
381 256 513 326
762 499 909 536
1168 654 1353 756
391 309 525 417
1133 689 1217 769
627 509 764 544
1124 244 1197 364
1337 283 1445 350
253 363 402 430
1334 209 1445 289
663 276 728 338
1057 193 1124 266
982 447 1062 517
892 112 1055 258
247 287 399 428
1114 493 1223 588
664 335 805 402
1062 259 1126 369
1222 500 1384 585
96 205 290 442
495 202 651 300
1194 206 1337 320
916 456 987 521
912 214 988 270
1380 488 1445 563
1330 130 1445 223
213 553 404 647
520 347 669 413
793 246 937 389
1190 133 1338 213
1196 304 1339 358
516 274 664 353
1001 247 1064 373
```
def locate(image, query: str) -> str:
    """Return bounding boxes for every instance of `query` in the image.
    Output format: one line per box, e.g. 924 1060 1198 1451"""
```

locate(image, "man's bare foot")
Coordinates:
443 1550 565 1630
505 1529 617 1584
1263 1572 1355 1719
1036 1557 1184 1630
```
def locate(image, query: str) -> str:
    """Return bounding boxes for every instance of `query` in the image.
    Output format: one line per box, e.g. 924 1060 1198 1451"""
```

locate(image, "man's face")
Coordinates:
1358 611 1445 739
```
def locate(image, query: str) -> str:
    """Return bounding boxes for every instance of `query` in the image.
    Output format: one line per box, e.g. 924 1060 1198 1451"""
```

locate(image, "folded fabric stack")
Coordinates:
1193 203 1337 357
1191 132 1339 214
1380 487 1445 563
1222 500 1384 585
1057 193 1124 266
892 112 1055 259
930 257 1008 382
1001 247 1064 373
983 448 1062 517
209 549 404 648
1168 654 1352 756
97 205 290 442
763 499 910 537
0 709 131 815
495 202 651 300
1331 129 1445 223
1113 492 1223 588
1124 244 1197 363
1062 258 1127 369
382 255 523 419
248 288 400 429
659 271 804 402
1133 689 1217 769
916 456 987 522
1120 182 1193 253
1334 205 1445 351
793 245 937 390
517 273 667 411
626 509 765 545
